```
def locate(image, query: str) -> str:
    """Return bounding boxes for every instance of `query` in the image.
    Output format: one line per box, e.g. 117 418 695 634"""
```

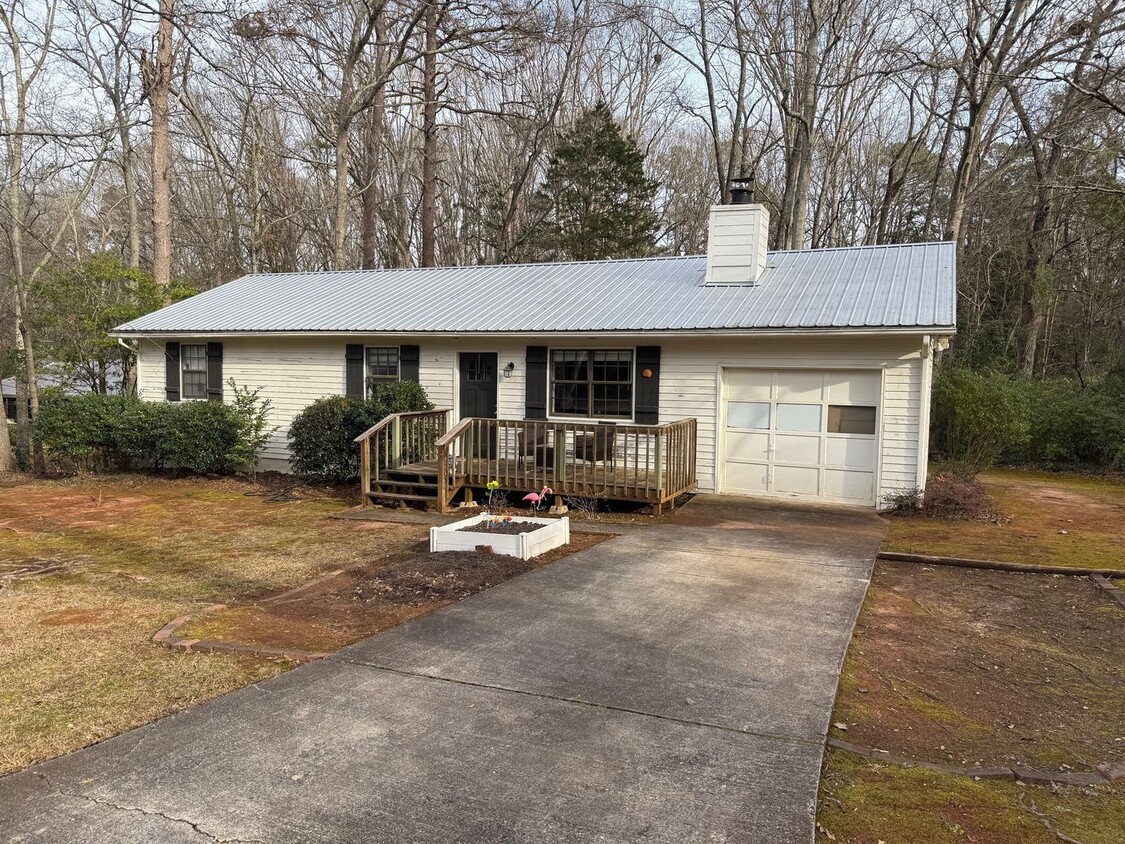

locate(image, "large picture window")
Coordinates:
181 344 207 399
551 349 633 419
366 347 399 394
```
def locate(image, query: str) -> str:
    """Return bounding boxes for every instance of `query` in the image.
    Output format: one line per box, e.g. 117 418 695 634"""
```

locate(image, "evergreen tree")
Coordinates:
525 103 660 261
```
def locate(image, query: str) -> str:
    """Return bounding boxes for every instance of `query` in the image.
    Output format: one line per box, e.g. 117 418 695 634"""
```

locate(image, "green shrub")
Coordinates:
165 401 244 474
34 388 274 475
33 393 131 468
932 368 1125 471
287 384 434 482
931 369 1030 470
1014 378 1125 468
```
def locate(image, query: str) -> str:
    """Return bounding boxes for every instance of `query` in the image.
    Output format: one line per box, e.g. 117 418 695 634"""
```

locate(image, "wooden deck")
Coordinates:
356 411 697 513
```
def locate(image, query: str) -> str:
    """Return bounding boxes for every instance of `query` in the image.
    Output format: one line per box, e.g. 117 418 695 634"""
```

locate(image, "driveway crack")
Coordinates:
34 773 263 844
330 656 823 748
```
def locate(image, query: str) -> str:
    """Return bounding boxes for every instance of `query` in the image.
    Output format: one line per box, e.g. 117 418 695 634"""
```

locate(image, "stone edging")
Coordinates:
877 551 1125 578
827 737 1125 787
1091 574 1125 609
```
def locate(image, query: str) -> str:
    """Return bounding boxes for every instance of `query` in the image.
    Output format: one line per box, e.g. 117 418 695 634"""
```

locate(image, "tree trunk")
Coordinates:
0 399 13 472
420 2 440 268
150 0 175 294
333 124 350 269
359 66 386 270
119 120 140 268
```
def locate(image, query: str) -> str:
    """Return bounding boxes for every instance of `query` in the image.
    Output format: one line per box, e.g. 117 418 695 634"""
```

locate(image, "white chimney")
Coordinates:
704 179 770 285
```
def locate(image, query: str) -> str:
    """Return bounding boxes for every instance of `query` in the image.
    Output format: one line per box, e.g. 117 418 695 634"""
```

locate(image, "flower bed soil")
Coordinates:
179 533 609 654
455 518 549 536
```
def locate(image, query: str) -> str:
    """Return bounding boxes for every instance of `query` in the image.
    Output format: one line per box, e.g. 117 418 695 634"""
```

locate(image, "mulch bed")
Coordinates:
179 533 608 654
455 518 549 536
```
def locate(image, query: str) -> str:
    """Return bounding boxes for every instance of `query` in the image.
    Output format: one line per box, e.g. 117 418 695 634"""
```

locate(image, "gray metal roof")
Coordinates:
114 242 956 336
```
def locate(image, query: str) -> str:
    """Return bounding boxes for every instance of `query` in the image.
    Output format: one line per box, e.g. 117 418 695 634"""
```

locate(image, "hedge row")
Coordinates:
932 369 1125 470
34 386 272 475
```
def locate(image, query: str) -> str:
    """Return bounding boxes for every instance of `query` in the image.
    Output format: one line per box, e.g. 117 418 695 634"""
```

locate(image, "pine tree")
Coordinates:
526 104 660 262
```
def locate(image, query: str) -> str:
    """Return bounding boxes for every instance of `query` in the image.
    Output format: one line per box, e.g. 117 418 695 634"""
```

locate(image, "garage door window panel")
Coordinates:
776 403 822 432
728 401 770 429
828 405 877 435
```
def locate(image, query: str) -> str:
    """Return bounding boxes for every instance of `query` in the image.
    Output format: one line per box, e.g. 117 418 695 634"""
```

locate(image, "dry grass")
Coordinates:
0 474 426 774
883 468 1125 569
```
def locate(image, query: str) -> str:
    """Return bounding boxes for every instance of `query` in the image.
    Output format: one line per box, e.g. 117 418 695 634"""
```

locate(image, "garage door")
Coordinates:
721 369 881 505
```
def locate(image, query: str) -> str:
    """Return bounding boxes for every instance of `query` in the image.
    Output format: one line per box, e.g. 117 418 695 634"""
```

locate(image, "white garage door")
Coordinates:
721 369 881 505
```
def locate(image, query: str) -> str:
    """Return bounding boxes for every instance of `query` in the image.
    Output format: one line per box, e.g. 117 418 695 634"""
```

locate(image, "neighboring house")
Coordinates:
2 375 73 423
112 196 955 510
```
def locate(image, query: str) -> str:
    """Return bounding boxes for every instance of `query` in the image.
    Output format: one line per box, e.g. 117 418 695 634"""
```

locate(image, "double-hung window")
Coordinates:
550 349 633 419
181 344 208 399
365 347 399 395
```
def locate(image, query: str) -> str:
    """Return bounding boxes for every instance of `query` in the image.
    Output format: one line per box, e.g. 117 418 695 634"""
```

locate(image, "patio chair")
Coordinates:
575 422 616 467
517 426 553 468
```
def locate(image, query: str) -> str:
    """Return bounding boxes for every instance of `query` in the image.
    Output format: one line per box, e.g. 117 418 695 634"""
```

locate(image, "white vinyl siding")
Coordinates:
136 332 930 502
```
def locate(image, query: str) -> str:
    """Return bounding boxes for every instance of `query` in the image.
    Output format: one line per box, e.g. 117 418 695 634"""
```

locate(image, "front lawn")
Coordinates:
0 474 428 774
883 468 1125 569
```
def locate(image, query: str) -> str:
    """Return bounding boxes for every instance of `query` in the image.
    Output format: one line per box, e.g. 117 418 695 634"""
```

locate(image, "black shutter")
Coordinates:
165 342 181 402
634 345 660 424
399 344 420 383
345 344 365 398
206 342 223 401
525 345 548 419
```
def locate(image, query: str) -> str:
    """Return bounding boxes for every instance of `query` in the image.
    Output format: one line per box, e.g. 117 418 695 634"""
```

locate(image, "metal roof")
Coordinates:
114 242 956 336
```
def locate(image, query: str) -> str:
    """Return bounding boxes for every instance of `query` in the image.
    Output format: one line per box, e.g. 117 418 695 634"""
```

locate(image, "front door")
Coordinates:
459 352 498 459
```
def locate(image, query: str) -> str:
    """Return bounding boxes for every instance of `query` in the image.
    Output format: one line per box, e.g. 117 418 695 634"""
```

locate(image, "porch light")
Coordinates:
504 362 515 378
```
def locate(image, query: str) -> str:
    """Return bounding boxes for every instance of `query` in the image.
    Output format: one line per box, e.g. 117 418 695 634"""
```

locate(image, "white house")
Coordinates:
113 198 955 510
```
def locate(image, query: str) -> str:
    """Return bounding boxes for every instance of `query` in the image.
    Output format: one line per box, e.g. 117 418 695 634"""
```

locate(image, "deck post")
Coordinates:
359 436 371 504
654 431 664 501
552 425 566 484
437 446 449 513
391 415 402 469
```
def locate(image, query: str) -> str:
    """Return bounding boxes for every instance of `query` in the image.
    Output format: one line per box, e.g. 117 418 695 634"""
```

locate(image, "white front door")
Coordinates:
721 368 881 505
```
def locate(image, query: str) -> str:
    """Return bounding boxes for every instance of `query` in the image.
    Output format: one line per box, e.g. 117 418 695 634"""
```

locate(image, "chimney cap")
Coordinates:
729 174 755 205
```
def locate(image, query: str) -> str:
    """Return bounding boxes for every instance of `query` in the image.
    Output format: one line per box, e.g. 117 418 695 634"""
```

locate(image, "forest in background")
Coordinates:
1 0 1123 469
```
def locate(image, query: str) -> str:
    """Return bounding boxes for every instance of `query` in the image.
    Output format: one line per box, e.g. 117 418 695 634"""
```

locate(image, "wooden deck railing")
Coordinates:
354 408 451 500
434 416 697 513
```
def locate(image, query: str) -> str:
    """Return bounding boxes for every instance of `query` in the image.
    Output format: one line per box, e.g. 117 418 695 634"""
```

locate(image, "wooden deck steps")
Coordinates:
367 466 440 509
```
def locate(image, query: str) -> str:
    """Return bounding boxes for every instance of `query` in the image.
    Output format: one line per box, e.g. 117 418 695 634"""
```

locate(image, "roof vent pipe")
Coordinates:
729 175 755 205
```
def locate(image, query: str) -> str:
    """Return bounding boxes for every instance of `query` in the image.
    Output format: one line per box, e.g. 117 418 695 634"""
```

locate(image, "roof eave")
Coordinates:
112 325 957 339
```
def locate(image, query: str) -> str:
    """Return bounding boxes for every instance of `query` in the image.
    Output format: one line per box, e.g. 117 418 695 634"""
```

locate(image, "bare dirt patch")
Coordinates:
835 563 1124 769
181 533 609 654
817 560 1125 843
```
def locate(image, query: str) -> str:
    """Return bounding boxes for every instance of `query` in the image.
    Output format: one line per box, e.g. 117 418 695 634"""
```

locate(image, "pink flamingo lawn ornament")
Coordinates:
523 486 553 510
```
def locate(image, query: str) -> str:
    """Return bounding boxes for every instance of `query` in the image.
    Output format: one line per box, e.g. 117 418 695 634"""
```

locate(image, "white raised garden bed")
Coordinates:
429 513 570 561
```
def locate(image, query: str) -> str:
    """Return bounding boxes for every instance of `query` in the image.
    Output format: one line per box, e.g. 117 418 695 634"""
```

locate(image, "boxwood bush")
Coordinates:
34 386 273 475
288 382 433 482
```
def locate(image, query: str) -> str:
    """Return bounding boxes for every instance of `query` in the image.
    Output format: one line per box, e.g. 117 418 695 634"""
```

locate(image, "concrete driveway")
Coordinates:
0 496 883 844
